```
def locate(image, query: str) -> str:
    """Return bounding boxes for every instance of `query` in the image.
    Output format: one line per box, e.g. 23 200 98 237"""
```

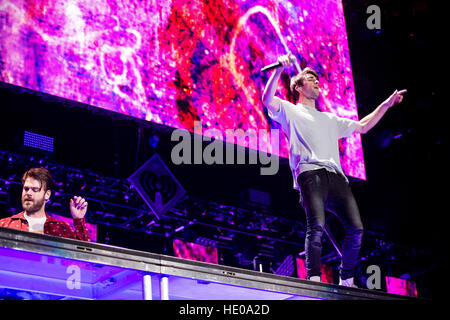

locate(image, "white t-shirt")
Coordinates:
268 99 358 196
24 213 47 234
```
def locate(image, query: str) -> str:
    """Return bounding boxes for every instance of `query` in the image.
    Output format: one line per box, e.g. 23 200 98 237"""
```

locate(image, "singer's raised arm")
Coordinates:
261 54 293 114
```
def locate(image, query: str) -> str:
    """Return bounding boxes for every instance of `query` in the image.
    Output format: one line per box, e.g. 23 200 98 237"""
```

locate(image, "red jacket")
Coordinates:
0 211 91 242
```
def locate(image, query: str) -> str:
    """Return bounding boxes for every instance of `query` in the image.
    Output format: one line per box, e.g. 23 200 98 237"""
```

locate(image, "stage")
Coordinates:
0 227 415 300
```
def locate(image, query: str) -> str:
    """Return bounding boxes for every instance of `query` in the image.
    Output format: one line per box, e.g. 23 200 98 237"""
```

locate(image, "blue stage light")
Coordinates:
23 131 54 153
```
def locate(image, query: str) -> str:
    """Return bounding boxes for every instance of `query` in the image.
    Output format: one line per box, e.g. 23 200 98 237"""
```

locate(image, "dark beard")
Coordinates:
22 197 45 214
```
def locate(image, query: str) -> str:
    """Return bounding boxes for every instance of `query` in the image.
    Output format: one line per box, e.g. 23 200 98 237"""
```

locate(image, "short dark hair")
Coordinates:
290 67 319 103
22 168 54 192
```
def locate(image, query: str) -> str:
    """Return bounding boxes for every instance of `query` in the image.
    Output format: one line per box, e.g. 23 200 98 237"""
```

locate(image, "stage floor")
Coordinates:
0 227 415 300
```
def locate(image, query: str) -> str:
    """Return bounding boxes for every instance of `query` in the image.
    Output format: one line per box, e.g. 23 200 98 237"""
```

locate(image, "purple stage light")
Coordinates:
23 131 54 153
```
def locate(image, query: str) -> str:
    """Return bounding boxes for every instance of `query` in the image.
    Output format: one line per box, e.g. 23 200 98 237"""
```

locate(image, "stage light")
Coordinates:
148 135 160 149
23 131 54 153
273 255 295 277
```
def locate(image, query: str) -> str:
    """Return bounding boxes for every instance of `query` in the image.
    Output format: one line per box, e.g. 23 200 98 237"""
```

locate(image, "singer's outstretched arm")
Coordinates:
355 89 407 134
262 54 293 114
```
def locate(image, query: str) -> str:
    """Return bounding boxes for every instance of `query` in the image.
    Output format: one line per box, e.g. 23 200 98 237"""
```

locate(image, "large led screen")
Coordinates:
0 0 365 180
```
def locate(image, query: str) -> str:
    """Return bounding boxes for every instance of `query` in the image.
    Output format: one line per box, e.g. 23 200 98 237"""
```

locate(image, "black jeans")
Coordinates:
297 169 363 280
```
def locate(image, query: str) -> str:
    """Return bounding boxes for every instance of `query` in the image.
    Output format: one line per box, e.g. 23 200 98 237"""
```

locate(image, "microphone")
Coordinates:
260 56 296 73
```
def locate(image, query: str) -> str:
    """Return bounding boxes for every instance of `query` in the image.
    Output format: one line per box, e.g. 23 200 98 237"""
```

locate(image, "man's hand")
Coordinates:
70 196 88 219
277 53 295 70
357 89 408 134
383 89 407 109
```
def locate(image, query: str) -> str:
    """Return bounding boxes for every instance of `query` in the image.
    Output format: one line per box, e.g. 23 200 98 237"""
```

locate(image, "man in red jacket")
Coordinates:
0 168 90 241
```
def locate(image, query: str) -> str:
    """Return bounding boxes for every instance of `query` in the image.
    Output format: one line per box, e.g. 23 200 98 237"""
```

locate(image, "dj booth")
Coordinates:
0 227 414 300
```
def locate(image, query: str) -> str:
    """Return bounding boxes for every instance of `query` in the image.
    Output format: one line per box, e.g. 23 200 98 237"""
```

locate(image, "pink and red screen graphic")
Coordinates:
296 257 333 284
0 0 365 180
385 276 418 297
173 239 218 264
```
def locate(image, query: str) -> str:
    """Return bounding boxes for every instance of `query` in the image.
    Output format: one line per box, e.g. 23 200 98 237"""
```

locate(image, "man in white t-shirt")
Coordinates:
262 54 406 287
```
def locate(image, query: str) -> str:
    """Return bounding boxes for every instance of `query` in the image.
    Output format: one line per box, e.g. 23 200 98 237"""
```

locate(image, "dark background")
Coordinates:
0 1 443 298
